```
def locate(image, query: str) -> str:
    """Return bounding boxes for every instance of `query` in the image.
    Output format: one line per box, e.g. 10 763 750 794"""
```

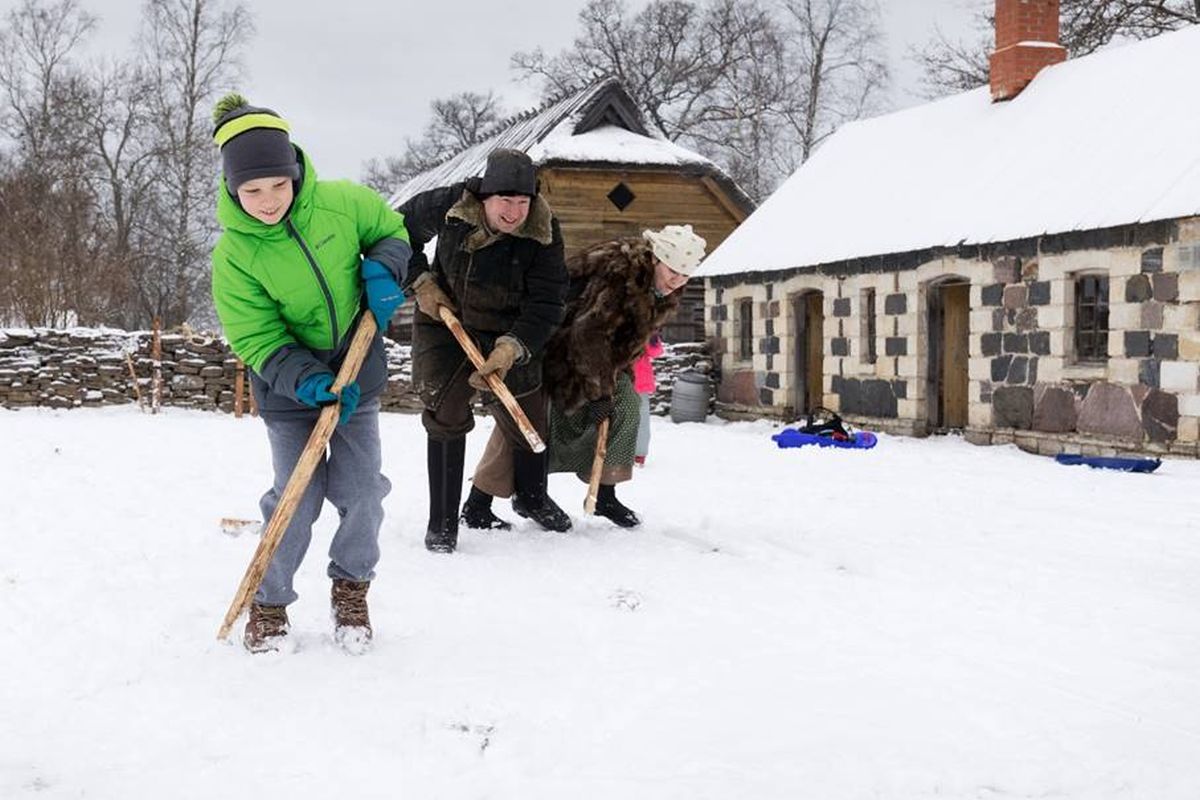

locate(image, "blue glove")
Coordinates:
336 381 360 425
296 373 360 425
361 258 405 328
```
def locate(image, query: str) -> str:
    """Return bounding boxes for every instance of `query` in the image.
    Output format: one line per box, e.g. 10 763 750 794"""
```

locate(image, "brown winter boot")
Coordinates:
331 579 372 653
243 603 289 653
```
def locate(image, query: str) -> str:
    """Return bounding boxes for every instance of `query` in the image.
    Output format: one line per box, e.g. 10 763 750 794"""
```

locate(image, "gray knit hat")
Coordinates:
211 93 301 193
478 148 537 197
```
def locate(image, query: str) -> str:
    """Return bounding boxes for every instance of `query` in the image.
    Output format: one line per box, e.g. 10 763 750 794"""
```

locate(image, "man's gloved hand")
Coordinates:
468 337 521 391
412 272 456 320
296 373 360 426
584 395 613 424
361 258 405 328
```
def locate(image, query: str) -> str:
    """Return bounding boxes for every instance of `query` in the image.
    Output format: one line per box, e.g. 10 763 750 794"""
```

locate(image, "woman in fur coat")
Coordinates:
464 224 706 529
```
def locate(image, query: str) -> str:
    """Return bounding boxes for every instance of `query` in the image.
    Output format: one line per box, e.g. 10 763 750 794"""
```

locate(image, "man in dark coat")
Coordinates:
400 149 570 553
467 224 706 528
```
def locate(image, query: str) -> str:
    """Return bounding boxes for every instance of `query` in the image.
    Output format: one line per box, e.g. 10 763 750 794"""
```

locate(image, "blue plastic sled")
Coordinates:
772 429 878 450
1054 453 1161 473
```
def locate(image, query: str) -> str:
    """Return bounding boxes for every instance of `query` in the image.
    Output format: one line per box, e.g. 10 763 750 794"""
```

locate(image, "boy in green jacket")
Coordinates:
210 94 410 654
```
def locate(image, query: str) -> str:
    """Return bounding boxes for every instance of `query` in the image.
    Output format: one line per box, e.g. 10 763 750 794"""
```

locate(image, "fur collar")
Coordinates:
446 190 554 252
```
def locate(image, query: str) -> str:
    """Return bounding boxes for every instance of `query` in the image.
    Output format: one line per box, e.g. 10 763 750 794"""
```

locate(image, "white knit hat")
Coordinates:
642 224 707 276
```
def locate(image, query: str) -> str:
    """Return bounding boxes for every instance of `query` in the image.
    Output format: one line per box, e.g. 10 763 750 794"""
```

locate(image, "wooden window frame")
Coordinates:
860 288 877 364
1073 273 1109 363
737 298 754 362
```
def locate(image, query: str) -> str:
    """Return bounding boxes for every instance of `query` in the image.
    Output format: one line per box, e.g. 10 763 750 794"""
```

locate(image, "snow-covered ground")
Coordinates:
2 406 1198 799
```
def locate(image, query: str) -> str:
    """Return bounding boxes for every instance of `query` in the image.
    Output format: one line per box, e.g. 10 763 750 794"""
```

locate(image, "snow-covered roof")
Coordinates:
698 25 1200 278
388 77 750 213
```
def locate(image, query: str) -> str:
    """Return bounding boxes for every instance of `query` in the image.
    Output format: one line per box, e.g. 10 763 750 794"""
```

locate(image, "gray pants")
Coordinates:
635 392 651 458
256 400 391 606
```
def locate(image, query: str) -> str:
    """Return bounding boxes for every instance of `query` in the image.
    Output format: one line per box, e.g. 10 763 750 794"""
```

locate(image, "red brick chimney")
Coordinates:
989 0 1067 101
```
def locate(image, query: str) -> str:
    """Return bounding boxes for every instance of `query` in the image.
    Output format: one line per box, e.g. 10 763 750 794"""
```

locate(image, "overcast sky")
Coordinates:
3 0 987 182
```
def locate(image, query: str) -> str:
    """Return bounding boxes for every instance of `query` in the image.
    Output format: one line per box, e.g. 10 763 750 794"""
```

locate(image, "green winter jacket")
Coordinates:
211 147 411 413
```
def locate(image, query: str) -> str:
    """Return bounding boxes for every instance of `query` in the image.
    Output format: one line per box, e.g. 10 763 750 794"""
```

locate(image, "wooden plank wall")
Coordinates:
542 167 745 343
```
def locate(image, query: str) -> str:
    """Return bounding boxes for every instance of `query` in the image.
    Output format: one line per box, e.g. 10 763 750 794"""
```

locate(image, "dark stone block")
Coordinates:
837 378 898 419
1015 307 1039 333
765 319 774 337
993 256 1021 285
1028 281 1051 305
1008 356 1028 385
884 293 907 315
1153 272 1179 303
1003 333 1029 354
760 336 780 355
1141 301 1164 330
765 372 780 389
1153 333 1178 359
981 283 1005 306
1125 274 1152 303
1142 389 1179 443
831 375 844 394
1124 331 1151 358
1027 357 1038 386
1029 331 1051 355
981 333 1002 356
1003 285 1028 309
993 386 1034 429
991 355 1012 383
992 308 1007 332
885 337 908 356
831 337 850 357
832 297 851 317
759 387 774 406
1141 247 1164 273
892 380 907 400
1033 386 1077 432
1078 383 1142 440
766 284 774 301
1139 358 1160 388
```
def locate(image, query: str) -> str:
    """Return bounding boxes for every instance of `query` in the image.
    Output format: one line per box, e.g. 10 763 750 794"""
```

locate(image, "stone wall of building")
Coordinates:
705 216 1200 457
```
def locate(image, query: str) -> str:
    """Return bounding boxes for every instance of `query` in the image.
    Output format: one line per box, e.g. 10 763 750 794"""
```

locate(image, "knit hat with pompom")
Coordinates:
211 93 300 193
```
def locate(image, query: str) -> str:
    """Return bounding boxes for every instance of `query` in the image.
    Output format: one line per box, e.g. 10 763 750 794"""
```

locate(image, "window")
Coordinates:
606 182 635 211
738 299 754 361
860 288 877 364
1074 274 1109 362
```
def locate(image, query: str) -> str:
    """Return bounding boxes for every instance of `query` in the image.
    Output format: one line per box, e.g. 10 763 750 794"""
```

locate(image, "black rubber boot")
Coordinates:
593 483 641 528
425 437 465 552
460 485 512 531
511 447 572 532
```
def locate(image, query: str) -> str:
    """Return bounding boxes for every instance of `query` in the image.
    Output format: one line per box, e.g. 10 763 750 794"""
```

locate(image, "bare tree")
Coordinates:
137 0 252 328
511 0 888 200
913 0 1200 97
0 0 107 327
362 90 506 195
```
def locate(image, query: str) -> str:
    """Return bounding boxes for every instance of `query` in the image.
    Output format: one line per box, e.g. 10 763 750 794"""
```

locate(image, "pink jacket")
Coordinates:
632 336 664 394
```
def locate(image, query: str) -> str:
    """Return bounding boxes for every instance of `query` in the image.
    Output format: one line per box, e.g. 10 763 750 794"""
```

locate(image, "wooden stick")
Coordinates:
233 359 245 418
437 306 545 453
217 314 377 641
151 318 162 415
584 418 610 515
124 352 145 412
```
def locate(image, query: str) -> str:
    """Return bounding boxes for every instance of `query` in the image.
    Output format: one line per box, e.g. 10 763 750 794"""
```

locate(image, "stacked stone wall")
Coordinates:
0 326 707 419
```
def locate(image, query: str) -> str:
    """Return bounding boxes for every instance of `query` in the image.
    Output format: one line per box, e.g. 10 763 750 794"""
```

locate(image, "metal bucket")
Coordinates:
669 371 710 423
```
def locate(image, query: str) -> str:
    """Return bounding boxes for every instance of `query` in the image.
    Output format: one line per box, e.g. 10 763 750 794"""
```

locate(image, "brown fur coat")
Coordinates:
543 238 681 412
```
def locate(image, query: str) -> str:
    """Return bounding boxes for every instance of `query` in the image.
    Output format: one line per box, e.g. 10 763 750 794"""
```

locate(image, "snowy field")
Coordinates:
2 406 1198 799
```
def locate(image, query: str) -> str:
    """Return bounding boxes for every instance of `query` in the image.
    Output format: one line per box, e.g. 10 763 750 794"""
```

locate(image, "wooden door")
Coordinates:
805 293 824 413
940 283 969 428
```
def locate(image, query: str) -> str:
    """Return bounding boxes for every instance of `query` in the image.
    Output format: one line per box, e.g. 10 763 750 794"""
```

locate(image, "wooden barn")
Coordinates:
697 1 1200 459
387 77 753 343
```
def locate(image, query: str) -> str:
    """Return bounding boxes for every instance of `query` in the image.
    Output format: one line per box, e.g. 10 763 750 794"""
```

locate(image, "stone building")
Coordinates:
697 0 1200 458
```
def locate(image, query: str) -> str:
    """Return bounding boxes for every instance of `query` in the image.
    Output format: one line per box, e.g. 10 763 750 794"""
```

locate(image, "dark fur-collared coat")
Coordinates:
544 237 681 413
